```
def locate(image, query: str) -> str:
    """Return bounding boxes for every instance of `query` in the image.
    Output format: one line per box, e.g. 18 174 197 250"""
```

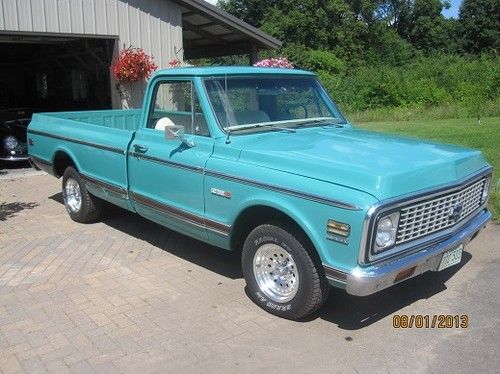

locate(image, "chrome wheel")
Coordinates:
253 243 300 303
64 178 82 213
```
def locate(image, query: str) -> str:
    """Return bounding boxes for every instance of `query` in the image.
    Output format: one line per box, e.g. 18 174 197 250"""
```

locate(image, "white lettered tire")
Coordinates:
242 223 330 319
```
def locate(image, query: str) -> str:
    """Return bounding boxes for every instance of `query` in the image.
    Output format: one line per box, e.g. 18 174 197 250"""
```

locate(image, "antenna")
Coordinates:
225 74 229 128
224 74 231 144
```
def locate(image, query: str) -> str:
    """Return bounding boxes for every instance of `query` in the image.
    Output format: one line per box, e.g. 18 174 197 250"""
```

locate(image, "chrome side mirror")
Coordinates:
164 124 184 140
164 125 195 148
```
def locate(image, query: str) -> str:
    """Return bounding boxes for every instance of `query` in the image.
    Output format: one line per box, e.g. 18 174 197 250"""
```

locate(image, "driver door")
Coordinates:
128 79 214 241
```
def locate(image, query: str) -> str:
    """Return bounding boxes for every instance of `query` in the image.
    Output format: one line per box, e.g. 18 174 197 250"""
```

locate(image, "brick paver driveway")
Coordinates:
1 171 499 373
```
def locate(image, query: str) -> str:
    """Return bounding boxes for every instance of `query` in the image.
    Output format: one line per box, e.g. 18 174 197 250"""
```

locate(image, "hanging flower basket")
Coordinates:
253 57 294 69
111 47 158 82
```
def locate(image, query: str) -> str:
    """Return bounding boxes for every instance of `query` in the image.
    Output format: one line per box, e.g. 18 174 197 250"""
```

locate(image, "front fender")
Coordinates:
206 185 373 272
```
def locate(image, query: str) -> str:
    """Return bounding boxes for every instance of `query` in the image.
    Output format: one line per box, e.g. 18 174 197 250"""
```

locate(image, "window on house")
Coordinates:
36 73 48 100
71 69 89 101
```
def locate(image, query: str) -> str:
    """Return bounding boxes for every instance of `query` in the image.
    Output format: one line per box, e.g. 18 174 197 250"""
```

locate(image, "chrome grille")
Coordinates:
396 178 485 244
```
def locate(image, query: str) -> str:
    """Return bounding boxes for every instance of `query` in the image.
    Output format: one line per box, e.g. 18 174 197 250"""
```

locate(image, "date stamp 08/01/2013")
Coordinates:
393 314 469 329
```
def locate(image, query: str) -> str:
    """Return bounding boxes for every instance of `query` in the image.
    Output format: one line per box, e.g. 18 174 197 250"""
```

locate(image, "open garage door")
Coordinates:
0 34 115 112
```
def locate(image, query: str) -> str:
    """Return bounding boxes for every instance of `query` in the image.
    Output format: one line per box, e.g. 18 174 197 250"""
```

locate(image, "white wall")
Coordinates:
0 0 184 108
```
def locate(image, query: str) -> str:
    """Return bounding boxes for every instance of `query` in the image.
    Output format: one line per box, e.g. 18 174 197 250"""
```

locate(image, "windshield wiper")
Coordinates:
224 117 345 143
225 123 295 144
268 125 296 133
229 123 296 133
293 118 347 128
226 117 337 132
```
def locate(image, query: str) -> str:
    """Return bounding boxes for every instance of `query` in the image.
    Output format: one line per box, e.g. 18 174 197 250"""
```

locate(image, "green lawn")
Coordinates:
356 117 500 222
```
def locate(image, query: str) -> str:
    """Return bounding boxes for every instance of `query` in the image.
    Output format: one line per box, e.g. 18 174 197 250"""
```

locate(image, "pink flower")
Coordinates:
253 57 294 69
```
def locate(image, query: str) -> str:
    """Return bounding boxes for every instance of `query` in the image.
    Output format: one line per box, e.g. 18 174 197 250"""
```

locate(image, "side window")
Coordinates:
148 81 209 136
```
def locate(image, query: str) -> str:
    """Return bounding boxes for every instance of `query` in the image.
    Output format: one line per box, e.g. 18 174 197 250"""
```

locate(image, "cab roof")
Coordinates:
153 66 315 78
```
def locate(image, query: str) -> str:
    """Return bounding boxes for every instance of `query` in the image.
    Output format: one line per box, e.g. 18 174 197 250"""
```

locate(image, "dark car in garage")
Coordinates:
0 108 37 163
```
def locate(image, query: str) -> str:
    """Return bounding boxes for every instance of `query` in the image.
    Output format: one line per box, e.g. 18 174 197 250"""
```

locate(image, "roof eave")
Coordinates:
173 0 282 49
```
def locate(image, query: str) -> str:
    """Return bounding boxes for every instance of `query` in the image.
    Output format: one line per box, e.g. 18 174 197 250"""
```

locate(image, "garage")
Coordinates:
0 0 280 110
0 34 114 112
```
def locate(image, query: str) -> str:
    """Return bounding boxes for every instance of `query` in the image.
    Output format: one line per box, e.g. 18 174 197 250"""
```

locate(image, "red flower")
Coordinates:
168 59 182 68
111 47 158 82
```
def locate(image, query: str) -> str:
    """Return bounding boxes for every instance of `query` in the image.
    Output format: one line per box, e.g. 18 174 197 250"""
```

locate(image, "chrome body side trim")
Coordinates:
80 174 129 199
28 155 54 174
128 151 360 210
346 209 490 296
204 170 360 210
129 191 231 236
27 130 125 154
128 152 203 173
358 166 493 265
323 264 348 283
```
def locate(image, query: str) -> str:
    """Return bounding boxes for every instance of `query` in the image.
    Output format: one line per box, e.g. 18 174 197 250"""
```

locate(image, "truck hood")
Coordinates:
235 127 488 200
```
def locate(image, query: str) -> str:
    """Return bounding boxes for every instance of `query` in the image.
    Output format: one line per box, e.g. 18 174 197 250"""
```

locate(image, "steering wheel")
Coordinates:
283 103 308 119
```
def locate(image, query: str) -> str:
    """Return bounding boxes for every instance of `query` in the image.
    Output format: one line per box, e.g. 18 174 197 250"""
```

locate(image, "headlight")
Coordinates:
481 176 491 204
374 212 400 253
3 135 18 150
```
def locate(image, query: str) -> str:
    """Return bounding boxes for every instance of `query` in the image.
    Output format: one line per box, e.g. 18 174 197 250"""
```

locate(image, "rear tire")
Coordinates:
62 166 101 223
242 223 329 320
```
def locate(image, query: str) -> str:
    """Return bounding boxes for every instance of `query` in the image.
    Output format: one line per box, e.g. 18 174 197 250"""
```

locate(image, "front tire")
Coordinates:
242 223 329 320
62 166 101 223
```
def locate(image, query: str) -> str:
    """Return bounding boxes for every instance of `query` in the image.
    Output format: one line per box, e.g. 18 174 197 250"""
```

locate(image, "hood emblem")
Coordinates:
448 203 463 222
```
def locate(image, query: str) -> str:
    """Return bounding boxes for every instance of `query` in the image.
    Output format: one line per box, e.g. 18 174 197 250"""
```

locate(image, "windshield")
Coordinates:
203 76 346 133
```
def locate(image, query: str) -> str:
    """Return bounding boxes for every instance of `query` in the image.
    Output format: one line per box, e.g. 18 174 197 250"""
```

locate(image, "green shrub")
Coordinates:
319 54 500 119
262 44 346 75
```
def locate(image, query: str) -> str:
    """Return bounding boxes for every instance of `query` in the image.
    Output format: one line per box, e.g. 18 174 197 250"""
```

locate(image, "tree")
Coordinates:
374 0 455 52
364 24 418 65
459 0 500 53
218 0 280 27
219 0 468 62
220 0 369 60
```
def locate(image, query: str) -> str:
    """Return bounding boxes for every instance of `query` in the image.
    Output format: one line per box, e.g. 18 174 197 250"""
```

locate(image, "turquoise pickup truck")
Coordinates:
28 67 492 319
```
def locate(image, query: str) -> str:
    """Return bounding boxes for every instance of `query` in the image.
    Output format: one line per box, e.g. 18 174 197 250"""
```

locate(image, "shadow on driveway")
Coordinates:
49 192 470 330
0 161 31 171
0 201 39 221
50 192 242 279
310 253 470 329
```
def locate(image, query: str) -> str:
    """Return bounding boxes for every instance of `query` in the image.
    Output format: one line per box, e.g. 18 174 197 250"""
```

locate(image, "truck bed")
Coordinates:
28 109 141 212
35 109 142 131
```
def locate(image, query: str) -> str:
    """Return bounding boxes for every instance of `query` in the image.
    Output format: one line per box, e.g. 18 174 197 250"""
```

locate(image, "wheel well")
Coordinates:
230 205 315 254
53 151 76 177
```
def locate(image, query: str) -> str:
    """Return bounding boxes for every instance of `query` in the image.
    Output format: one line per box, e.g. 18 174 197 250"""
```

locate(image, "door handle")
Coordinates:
133 144 149 153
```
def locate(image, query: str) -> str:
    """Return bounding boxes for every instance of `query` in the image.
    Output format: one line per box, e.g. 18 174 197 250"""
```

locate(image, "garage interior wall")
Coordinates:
0 0 184 109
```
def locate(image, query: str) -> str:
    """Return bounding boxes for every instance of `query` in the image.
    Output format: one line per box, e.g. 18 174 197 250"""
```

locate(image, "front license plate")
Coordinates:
438 245 463 271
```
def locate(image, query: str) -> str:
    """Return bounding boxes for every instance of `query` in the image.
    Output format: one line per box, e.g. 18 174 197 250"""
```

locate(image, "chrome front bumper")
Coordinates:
0 155 29 161
325 209 491 296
